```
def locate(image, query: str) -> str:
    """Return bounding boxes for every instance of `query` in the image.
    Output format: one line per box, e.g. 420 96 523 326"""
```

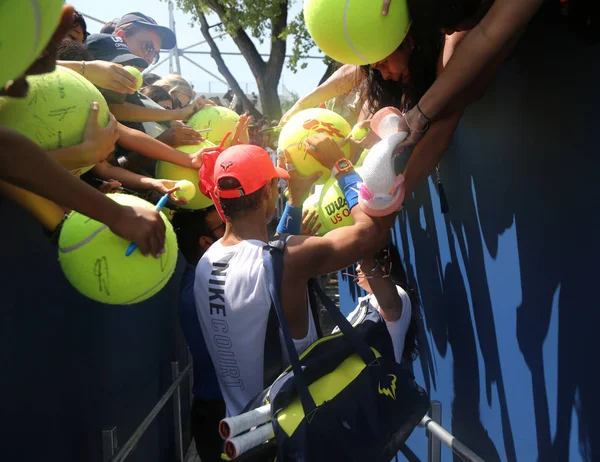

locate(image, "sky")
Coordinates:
74 0 327 99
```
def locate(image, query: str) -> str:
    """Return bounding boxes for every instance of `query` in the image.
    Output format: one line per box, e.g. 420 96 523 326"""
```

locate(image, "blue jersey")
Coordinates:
179 265 222 400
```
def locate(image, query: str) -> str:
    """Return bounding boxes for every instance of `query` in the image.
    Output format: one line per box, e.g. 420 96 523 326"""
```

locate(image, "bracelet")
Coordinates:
416 103 432 122
405 110 429 133
80 60 86 76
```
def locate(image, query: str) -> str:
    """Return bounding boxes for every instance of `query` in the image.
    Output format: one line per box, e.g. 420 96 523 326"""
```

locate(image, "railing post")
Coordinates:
102 426 118 462
427 401 442 462
172 361 184 462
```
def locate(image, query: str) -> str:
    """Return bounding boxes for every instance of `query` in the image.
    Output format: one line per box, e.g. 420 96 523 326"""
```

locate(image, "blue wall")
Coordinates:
0 197 190 462
339 19 599 462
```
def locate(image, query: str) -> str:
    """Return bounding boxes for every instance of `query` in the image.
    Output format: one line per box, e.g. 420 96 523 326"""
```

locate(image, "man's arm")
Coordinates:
285 135 395 280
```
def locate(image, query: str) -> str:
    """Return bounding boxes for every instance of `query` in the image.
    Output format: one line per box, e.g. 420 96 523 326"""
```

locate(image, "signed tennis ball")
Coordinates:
58 194 178 305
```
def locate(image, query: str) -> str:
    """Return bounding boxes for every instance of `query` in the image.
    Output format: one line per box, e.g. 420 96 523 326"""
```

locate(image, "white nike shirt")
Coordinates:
194 239 317 417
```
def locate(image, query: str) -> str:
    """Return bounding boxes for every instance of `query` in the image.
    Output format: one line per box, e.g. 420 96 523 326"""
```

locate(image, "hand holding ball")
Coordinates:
123 66 143 90
174 180 196 201
278 108 351 183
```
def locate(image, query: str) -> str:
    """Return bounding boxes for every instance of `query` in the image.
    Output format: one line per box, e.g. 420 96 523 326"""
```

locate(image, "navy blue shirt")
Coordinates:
179 265 222 400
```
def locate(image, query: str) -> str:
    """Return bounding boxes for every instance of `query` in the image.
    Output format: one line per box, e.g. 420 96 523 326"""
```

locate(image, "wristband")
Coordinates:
337 171 362 211
276 202 303 235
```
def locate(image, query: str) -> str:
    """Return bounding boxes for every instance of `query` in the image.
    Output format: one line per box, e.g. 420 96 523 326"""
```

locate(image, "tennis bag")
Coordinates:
242 241 430 462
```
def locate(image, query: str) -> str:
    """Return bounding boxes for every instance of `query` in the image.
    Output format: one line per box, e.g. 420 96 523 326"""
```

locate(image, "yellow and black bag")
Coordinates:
238 241 430 461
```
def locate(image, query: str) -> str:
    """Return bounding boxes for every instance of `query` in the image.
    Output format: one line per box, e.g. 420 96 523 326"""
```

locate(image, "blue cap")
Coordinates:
85 34 149 69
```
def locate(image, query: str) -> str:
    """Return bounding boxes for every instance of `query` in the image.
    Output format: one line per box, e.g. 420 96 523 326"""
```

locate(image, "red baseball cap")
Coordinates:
199 144 288 202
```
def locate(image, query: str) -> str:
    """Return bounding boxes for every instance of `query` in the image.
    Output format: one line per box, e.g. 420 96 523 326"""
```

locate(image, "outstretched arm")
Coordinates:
401 0 544 141
281 65 363 124
117 123 202 168
0 127 166 257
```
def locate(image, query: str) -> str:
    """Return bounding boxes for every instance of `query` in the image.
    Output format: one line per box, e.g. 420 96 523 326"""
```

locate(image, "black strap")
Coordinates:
263 247 317 414
307 283 324 339
308 280 377 366
263 302 283 387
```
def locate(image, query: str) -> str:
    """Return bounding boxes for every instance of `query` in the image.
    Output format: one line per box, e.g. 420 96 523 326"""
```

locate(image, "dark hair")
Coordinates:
217 177 267 220
140 85 174 106
57 39 92 61
72 11 89 39
172 208 218 265
378 243 421 363
142 73 161 87
364 23 442 113
100 19 119 34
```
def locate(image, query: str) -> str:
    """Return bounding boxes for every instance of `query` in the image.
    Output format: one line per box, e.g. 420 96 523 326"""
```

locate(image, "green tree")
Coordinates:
173 0 315 119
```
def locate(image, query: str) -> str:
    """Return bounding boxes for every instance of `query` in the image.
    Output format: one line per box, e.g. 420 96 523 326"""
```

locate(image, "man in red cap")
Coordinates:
194 136 393 421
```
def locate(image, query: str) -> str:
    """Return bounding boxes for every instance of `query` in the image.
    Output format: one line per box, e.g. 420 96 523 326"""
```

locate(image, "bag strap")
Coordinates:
308 280 378 366
262 246 317 414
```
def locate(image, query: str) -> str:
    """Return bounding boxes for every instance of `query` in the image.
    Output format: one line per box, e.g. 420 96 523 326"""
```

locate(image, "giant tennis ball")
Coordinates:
278 108 351 184
0 0 63 87
187 106 239 145
0 66 110 176
155 141 214 210
304 0 410 65
123 66 143 90
58 193 179 305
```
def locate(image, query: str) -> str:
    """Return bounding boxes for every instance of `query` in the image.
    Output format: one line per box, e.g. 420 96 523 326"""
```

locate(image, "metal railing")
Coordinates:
419 401 486 462
101 360 192 462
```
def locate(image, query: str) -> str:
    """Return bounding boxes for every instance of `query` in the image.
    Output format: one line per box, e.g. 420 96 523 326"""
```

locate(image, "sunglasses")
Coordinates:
142 41 160 64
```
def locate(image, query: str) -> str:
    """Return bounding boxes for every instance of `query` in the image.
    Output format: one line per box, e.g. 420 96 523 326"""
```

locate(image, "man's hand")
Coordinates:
157 126 204 147
82 61 139 94
304 133 346 171
108 205 166 258
83 103 119 164
278 149 321 206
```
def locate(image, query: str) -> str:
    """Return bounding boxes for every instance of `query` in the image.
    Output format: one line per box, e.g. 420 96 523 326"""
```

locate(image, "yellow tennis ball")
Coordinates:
155 141 214 210
58 194 179 305
351 125 369 142
304 0 410 65
278 108 351 184
0 0 63 88
187 106 240 145
0 65 110 176
123 66 143 90
175 180 196 201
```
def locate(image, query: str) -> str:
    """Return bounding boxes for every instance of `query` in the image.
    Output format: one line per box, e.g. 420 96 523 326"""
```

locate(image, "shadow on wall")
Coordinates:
340 15 600 462
0 197 187 462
